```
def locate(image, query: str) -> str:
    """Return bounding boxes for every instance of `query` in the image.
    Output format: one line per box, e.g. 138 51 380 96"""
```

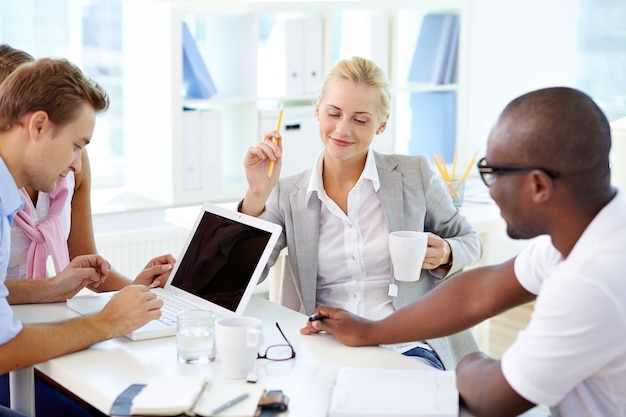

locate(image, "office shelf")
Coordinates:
122 0 469 206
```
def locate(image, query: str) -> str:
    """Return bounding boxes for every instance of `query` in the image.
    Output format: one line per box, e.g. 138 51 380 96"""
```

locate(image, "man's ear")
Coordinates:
28 110 50 138
530 170 553 203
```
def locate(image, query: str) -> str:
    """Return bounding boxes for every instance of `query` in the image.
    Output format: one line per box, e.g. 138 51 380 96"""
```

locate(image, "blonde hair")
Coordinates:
318 56 391 120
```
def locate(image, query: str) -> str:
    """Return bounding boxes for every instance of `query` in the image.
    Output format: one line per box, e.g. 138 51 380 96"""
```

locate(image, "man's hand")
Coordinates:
132 254 176 288
99 285 163 338
300 306 377 347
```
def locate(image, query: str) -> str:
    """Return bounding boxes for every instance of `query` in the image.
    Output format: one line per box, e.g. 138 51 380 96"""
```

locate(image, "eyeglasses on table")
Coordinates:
257 322 296 361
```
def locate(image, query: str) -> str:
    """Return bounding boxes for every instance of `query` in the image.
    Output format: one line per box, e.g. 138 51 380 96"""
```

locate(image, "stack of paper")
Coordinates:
328 367 459 417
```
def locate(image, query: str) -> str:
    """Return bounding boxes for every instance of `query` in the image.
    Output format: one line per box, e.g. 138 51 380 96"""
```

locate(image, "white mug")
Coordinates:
389 231 428 282
215 317 263 379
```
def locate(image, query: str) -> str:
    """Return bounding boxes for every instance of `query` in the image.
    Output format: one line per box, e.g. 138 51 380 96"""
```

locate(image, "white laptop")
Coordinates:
67 202 282 340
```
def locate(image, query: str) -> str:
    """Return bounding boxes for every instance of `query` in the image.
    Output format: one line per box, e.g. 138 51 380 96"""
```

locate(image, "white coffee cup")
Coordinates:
215 316 263 379
389 231 429 282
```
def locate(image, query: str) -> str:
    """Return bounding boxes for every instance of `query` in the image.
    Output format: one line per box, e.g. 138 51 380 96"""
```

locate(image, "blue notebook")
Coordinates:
408 91 456 162
408 13 459 85
182 22 218 99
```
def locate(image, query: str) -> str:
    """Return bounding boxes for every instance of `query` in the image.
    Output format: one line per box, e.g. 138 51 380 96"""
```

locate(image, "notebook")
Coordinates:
328 367 458 417
67 202 282 341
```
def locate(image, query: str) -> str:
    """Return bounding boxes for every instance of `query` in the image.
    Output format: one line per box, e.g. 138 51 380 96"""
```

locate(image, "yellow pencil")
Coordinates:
451 150 458 180
458 150 478 184
439 153 451 181
268 103 283 178
432 154 448 181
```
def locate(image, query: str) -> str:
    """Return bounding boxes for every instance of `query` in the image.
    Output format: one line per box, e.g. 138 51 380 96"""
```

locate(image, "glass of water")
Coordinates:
177 310 216 364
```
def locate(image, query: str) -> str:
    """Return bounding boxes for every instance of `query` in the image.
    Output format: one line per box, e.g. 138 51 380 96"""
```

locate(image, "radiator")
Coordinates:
95 226 190 278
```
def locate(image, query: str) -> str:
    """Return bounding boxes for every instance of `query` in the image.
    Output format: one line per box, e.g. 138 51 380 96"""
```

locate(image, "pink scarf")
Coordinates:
13 176 71 279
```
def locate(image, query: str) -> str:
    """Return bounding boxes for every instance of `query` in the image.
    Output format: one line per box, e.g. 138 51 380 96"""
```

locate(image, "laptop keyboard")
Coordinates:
157 294 193 326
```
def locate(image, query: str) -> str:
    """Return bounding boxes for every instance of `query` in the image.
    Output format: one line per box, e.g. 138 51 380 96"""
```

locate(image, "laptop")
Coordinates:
67 202 282 340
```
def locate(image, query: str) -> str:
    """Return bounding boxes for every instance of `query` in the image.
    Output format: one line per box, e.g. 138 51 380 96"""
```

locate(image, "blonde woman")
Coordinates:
241 56 482 370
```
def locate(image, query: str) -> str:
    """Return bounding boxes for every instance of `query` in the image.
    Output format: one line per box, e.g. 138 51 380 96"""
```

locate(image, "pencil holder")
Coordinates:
445 180 465 208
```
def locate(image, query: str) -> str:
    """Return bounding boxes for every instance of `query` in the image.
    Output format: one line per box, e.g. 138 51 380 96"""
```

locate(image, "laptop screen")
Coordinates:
169 210 273 312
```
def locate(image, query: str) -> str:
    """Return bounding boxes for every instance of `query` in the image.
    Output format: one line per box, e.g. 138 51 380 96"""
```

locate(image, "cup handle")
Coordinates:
246 329 264 348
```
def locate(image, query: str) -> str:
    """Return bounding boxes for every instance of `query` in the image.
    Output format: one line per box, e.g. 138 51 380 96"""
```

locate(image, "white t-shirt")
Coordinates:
502 191 626 417
7 172 74 280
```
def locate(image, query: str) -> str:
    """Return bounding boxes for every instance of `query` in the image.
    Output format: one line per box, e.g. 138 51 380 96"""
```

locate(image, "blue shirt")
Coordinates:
0 156 24 344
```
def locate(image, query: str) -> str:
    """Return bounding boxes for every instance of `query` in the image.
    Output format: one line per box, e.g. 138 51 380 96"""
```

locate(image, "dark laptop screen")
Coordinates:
170 211 272 312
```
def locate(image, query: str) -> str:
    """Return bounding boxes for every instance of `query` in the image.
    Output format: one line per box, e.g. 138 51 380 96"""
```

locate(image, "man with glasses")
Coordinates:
302 87 626 417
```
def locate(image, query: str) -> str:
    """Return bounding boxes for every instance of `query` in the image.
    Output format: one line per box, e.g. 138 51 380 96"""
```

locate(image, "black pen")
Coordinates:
308 313 328 322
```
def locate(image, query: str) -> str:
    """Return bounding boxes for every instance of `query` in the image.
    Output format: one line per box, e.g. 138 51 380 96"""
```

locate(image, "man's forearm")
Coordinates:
0 315 113 373
457 352 535 416
6 280 57 304
371 259 532 345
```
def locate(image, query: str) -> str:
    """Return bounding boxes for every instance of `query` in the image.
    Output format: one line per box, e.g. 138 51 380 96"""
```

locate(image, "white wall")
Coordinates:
466 0 580 155
464 1 580 261
610 117 626 191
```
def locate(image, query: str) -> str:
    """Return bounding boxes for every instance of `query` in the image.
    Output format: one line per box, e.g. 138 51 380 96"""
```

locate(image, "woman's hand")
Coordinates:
133 254 176 288
241 131 282 216
421 232 452 269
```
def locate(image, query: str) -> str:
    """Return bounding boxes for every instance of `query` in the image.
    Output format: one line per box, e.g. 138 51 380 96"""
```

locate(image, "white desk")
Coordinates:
11 296 551 417
12 296 441 417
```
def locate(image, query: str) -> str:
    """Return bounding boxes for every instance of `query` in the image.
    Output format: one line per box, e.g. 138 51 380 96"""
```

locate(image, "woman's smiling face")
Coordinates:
315 78 385 163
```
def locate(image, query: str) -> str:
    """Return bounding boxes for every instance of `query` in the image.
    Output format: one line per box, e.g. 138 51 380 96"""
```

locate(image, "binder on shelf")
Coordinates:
408 13 459 85
284 18 305 95
258 16 323 96
333 11 391 77
408 92 456 162
182 22 218 99
441 14 459 85
303 17 323 94
181 109 221 192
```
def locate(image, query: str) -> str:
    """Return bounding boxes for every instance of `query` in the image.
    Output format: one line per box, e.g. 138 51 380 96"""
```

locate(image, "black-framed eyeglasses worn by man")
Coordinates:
257 322 296 361
476 156 560 187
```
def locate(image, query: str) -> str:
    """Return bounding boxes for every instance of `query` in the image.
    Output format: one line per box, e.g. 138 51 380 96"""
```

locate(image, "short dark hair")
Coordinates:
0 57 109 133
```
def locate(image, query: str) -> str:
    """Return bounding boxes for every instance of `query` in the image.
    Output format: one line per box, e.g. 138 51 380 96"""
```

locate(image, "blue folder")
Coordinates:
182 22 218 99
408 92 456 161
408 13 459 85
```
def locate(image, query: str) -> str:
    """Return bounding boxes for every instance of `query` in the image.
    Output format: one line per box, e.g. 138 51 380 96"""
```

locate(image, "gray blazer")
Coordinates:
260 151 483 369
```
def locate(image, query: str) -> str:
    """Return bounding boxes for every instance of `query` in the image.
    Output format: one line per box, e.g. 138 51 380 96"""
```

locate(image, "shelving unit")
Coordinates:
122 0 470 207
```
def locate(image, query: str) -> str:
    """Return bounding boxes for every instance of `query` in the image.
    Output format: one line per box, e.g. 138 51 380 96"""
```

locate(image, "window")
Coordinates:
576 0 626 121
0 0 124 205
